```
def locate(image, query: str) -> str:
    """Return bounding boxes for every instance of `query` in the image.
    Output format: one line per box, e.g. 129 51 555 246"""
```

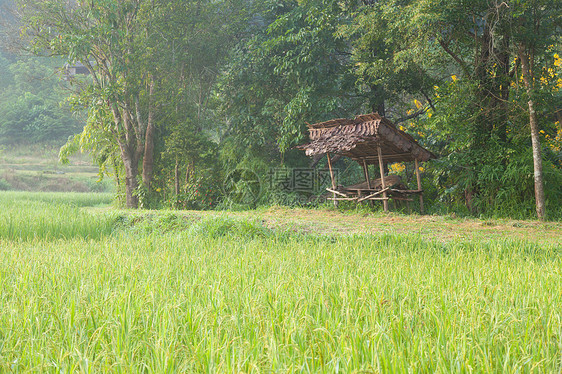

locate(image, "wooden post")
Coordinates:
377 145 389 212
414 158 424 214
362 158 373 206
362 158 372 189
326 152 337 207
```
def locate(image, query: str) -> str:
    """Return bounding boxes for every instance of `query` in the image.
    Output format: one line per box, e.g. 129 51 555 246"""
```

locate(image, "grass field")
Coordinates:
1 191 561 372
0 144 113 193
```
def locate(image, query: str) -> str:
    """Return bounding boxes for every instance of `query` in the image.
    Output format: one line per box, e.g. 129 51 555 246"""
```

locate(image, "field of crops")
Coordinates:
1 191 561 372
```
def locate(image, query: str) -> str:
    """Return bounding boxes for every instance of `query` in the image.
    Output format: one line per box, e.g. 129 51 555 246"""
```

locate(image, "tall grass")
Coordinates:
0 190 113 207
0 191 115 241
1 235 561 370
1 192 561 372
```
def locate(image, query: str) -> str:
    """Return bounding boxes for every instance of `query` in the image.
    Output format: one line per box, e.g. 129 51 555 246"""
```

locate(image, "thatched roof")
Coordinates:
297 113 436 163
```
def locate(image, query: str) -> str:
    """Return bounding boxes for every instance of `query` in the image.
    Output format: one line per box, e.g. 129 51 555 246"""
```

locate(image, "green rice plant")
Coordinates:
0 229 561 372
0 190 113 207
0 191 116 241
1 192 562 372
189 215 272 239
114 211 191 236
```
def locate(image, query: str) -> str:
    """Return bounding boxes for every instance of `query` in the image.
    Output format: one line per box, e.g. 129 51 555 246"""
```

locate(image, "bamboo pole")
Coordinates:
362 158 373 206
326 188 348 197
362 158 372 189
328 197 389 201
326 152 337 207
414 158 424 214
356 187 390 202
377 145 389 212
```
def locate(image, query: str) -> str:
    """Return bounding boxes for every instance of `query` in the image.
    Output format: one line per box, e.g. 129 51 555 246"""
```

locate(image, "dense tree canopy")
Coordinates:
4 0 561 217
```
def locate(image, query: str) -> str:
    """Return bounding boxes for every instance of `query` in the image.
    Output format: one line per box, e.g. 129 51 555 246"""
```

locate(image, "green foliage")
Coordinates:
15 0 252 207
0 55 83 144
175 172 222 210
343 0 562 218
0 178 11 191
0 92 80 143
7 0 561 217
218 0 361 160
157 118 223 210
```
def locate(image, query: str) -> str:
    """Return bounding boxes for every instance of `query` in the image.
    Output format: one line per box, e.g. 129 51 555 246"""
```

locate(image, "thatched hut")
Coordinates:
297 113 436 212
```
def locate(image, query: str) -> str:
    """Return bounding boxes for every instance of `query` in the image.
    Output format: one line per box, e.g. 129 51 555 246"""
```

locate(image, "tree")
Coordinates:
148 0 248 206
17 0 247 208
512 0 561 220
218 0 361 168
0 56 82 144
345 0 562 218
17 0 159 207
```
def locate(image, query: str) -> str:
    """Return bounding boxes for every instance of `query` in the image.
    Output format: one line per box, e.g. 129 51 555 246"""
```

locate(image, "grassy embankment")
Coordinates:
1 191 561 372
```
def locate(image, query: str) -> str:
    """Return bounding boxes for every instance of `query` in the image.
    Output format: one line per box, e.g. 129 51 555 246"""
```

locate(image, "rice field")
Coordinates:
0 192 115 241
1 191 561 372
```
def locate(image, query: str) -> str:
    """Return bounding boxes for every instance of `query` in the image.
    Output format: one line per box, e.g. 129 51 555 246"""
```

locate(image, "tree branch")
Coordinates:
394 107 428 124
420 89 436 111
438 40 470 76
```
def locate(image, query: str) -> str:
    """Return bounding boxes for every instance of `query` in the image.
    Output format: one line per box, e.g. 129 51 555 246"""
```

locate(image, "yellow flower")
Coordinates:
389 163 406 174
451 75 458 82
554 53 561 67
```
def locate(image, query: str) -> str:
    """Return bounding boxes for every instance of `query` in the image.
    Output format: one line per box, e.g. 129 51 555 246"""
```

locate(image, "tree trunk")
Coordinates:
369 84 385 116
111 104 140 209
175 158 180 196
142 81 155 188
518 43 546 220
185 163 191 185
121 145 140 209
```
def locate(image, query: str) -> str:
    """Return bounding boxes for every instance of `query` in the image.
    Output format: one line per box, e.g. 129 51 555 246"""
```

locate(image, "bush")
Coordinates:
0 178 11 191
